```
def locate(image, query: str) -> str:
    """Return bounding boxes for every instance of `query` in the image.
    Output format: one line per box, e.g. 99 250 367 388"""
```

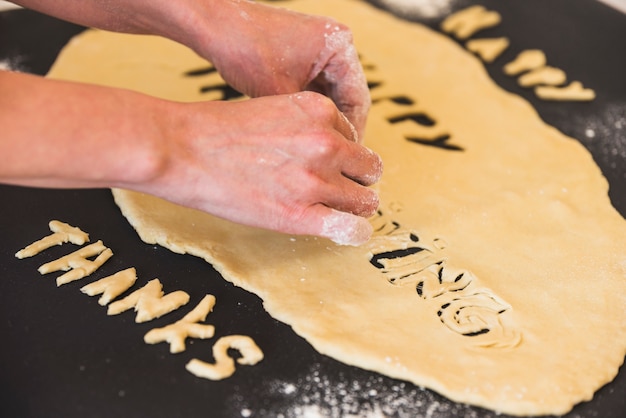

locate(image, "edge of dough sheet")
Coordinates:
50 0 626 415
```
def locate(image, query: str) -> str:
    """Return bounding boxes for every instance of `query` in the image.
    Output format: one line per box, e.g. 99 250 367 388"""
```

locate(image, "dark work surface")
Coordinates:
1 1 625 417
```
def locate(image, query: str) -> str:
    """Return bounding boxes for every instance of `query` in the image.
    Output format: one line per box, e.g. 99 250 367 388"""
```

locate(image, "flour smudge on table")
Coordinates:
368 0 466 20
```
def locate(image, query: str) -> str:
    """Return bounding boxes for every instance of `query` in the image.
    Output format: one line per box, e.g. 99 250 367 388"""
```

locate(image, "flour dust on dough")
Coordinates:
47 0 626 415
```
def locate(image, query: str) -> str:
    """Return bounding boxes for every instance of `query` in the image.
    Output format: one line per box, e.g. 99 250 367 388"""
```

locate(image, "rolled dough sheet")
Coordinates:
47 0 626 415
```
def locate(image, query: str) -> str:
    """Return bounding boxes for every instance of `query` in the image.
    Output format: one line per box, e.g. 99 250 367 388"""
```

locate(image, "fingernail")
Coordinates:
366 148 383 184
322 209 373 246
339 111 359 142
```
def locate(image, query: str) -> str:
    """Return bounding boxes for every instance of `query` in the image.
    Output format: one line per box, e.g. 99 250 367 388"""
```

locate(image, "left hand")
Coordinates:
187 0 370 140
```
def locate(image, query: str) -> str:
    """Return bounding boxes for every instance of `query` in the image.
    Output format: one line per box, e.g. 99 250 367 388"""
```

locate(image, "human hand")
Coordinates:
7 1 369 138
188 0 370 140
145 92 382 245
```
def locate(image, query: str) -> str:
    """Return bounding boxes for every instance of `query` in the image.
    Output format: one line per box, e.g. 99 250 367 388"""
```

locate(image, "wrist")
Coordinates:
176 0 257 63
109 97 175 191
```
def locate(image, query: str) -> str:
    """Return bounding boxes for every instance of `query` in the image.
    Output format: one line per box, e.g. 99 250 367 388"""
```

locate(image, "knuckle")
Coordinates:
310 133 342 159
296 90 335 110
290 91 338 123
323 18 352 37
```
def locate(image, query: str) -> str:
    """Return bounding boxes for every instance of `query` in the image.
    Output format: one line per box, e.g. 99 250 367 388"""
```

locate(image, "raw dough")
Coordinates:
465 37 509 63
185 335 264 381
440 5 501 39
81 267 138 306
536 81 596 101
144 294 217 353
503 49 547 75
517 66 567 87
38 240 113 286
107 278 190 323
47 0 626 415
15 220 89 258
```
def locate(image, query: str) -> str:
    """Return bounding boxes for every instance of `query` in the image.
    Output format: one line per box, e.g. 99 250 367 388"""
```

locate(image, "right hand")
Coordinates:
142 91 382 245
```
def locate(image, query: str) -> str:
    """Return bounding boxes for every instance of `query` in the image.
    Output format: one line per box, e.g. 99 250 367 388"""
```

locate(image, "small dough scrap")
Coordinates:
503 49 547 75
518 66 567 87
15 220 89 259
465 37 509 63
185 335 264 380
535 81 596 101
144 294 216 353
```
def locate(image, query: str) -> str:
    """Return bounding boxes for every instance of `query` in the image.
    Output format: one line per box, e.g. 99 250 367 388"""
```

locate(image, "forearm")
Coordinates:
9 0 296 81
9 0 225 51
0 70 171 189
0 72 380 244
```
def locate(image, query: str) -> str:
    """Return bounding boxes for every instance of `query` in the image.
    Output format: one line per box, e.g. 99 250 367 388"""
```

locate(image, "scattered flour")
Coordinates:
224 356 598 417
226 362 501 418
572 102 626 175
0 56 24 72
0 1 20 12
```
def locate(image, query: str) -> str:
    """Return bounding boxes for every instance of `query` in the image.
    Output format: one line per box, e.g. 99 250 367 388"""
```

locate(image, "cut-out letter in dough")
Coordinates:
47 0 626 416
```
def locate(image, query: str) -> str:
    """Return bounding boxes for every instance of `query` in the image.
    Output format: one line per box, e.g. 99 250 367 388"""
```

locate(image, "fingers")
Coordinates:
322 179 379 218
290 139 381 244
309 23 371 141
329 69 370 142
302 96 382 217
335 111 359 143
300 205 374 246
289 93 380 187
340 141 383 187
330 108 383 187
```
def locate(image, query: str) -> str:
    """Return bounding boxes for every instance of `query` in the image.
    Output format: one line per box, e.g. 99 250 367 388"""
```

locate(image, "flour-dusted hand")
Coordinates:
2 0 381 245
185 0 371 140
143 92 382 245
7 0 370 137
